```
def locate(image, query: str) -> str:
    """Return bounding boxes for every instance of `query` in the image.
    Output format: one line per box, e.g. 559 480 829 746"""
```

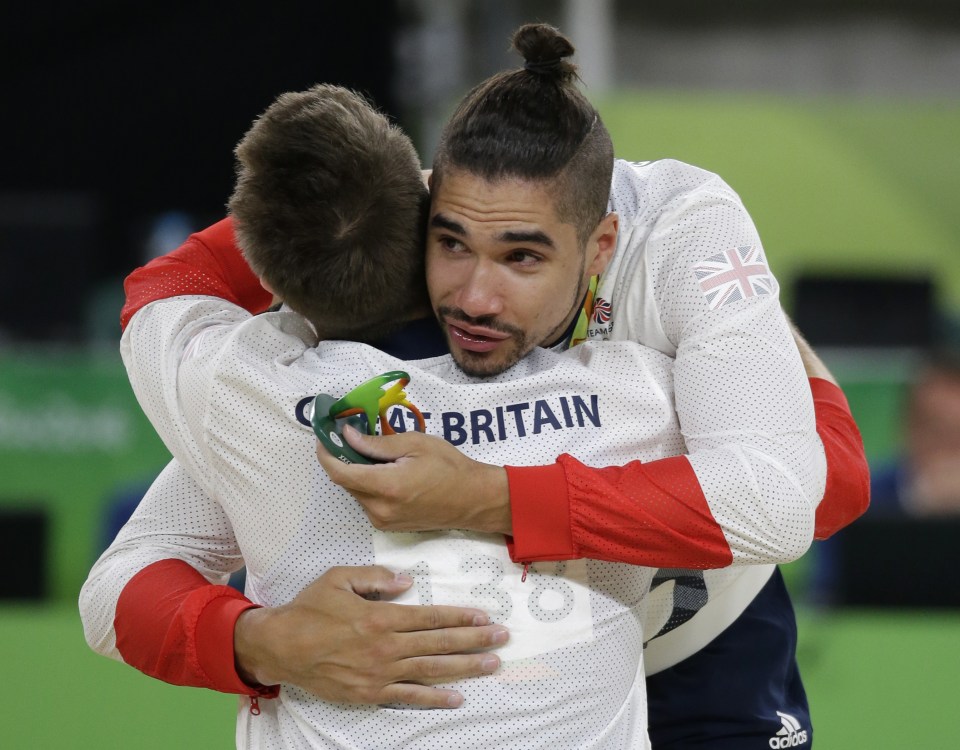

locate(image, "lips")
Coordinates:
446 321 511 353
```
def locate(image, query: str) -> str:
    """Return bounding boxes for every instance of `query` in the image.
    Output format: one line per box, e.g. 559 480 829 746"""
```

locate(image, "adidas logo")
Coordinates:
768 711 809 748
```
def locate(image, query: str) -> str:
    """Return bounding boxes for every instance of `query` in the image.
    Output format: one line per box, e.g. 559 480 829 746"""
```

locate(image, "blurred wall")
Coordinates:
1 2 401 343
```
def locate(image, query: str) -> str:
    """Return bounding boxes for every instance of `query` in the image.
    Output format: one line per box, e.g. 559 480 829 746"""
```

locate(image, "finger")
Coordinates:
376 652 503 708
342 425 422 462
314 435 389 494
396 652 502 686
325 565 416 599
377 683 467 709
315 438 354 482
397 622 509 656
373 602 496 632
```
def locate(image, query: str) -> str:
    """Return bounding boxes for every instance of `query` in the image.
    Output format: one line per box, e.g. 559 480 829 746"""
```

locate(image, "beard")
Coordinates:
434 259 591 378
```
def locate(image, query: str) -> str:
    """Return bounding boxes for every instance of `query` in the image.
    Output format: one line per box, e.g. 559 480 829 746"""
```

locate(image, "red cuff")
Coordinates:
195 595 278 697
500 378 861 565
505 453 731 568
115 559 279 696
504 463 574 562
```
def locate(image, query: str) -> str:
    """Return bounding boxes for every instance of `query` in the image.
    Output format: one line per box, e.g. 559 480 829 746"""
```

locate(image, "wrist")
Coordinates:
234 606 280 688
473 464 512 535
192 592 268 694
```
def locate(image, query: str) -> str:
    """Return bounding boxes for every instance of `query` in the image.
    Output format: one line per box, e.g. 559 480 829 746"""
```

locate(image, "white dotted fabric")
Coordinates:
119 297 682 749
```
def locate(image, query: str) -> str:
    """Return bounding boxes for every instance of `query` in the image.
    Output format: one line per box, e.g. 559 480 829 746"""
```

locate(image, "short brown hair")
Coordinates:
229 84 429 342
432 24 613 246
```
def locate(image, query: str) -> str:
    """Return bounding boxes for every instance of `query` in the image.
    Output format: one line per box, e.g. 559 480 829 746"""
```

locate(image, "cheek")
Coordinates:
425 254 451 302
518 277 572 328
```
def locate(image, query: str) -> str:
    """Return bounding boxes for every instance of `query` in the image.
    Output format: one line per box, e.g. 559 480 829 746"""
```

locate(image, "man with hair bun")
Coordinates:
81 23 868 750
323 22 868 748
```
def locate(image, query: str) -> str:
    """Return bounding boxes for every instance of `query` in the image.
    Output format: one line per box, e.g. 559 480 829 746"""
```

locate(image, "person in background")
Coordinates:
871 348 960 515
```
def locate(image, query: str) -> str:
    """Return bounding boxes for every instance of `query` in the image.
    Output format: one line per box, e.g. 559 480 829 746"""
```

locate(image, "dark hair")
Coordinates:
431 23 613 245
228 84 429 342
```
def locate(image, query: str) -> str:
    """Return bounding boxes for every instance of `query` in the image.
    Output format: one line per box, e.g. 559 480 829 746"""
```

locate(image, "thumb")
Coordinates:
342 424 416 462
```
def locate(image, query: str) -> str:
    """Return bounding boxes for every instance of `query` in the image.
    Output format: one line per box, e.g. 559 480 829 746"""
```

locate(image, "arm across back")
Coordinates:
506 377 867 563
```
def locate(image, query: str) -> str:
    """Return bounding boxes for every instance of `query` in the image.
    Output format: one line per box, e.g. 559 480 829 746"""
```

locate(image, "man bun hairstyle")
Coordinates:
229 84 429 342
516 22 576 77
432 23 613 245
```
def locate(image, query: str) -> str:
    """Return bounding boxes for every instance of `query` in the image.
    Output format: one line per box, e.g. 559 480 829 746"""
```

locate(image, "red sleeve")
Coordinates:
809 377 870 539
505 454 732 567
120 217 272 331
505 376 869 563
114 559 278 697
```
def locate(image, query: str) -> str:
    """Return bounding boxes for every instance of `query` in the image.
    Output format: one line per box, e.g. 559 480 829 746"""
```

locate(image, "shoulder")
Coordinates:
609 158 740 223
564 340 672 376
192 308 321 384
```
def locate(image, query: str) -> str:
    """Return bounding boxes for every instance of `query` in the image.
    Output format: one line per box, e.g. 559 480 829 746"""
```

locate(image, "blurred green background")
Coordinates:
3 93 959 747
600 92 960 314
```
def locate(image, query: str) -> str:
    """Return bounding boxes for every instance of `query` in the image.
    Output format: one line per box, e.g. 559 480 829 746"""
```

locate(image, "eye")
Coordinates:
506 249 542 266
437 235 466 253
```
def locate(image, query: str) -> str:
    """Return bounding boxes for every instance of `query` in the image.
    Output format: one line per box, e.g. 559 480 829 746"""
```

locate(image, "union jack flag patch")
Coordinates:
693 245 774 311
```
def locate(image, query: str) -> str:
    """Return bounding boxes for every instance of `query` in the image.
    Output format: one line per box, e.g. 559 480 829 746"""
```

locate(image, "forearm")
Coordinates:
788 324 870 537
114 559 274 695
506 455 731 567
80 528 265 694
507 377 866 562
809 377 870 538
121 217 270 330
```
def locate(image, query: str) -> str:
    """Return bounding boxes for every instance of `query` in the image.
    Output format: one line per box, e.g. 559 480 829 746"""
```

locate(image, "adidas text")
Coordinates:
769 731 808 749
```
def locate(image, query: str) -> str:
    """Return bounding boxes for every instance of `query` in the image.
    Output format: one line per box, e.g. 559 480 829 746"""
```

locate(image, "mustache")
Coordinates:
436 306 523 338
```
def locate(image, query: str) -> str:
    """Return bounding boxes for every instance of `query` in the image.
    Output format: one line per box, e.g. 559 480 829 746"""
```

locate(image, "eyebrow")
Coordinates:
496 229 555 248
430 213 466 235
430 213 557 249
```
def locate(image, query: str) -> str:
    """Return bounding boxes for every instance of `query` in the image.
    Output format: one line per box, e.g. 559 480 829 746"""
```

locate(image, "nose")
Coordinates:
454 260 505 319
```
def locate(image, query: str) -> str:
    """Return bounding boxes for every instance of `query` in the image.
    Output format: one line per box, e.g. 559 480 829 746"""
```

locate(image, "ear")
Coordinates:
585 212 618 276
423 169 433 189
259 277 282 306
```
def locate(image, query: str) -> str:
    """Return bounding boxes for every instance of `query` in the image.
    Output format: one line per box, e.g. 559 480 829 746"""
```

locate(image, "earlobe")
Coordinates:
586 212 619 276
260 277 282 306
